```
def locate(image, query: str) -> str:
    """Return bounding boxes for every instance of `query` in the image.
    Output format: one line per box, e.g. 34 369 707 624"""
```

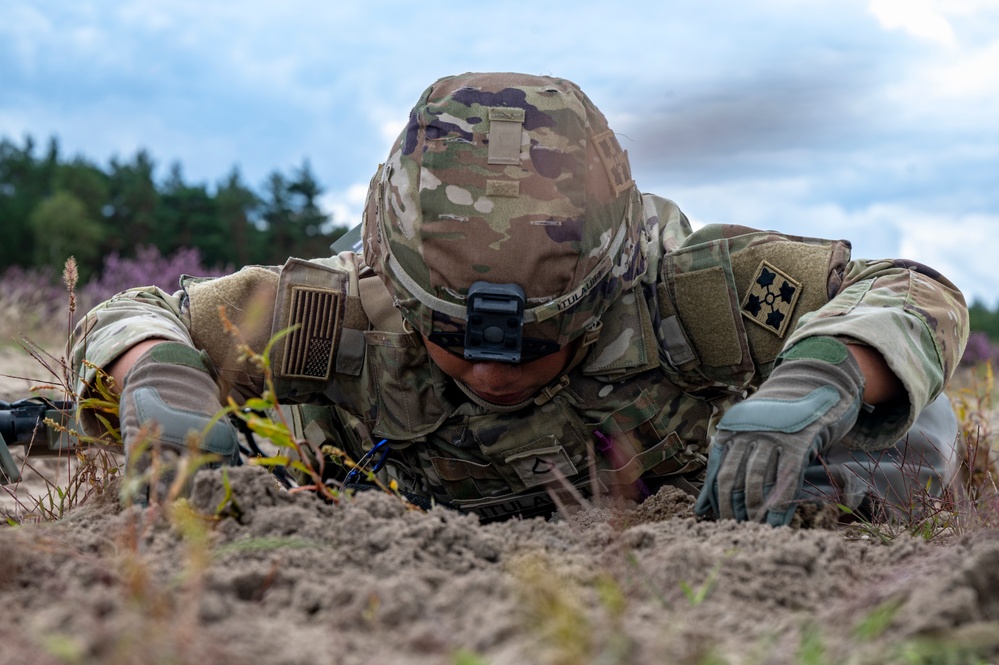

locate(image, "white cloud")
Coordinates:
655 177 867 237
0 4 52 74
895 209 999 305
320 182 369 231
859 0 999 134
868 0 957 46
929 37 999 97
933 0 999 16
662 178 997 305
379 119 407 150
2 0 996 303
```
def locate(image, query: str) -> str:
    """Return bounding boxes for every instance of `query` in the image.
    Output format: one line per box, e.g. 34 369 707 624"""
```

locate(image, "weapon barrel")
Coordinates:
0 399 77 484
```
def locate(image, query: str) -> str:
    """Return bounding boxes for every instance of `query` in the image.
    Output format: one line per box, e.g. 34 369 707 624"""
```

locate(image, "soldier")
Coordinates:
70 72 969 526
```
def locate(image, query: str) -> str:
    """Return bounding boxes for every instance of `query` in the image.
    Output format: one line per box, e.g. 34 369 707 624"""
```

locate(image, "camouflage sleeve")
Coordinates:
69 284 199 435
783 258 969 449
70 254 367 437
68 263 287 437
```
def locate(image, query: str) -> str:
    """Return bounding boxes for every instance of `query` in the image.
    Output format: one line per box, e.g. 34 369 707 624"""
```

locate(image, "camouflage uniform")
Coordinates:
70 73 969 522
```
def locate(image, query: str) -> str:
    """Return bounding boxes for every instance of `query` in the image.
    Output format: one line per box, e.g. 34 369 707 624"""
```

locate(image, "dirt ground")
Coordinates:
2 346 999 665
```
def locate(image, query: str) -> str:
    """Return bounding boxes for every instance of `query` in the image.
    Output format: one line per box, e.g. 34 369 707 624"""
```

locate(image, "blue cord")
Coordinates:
371 440 390 473
342 438 389 487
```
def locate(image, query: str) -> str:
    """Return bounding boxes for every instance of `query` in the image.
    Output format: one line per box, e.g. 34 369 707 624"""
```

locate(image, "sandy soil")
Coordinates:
2 468 999 665
2 347 999 665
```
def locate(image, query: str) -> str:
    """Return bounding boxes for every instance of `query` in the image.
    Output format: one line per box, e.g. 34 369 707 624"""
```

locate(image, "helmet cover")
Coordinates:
363 71 646 351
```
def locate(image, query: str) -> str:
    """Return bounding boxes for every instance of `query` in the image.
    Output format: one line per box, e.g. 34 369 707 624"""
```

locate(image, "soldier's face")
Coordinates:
423 337 577 406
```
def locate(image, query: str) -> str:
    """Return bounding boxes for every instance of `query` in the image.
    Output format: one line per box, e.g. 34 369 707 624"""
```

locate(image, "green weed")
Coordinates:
452 649 490 665
679 560 722 607
854 598 904 642
797 623 826 665
511 551 634 665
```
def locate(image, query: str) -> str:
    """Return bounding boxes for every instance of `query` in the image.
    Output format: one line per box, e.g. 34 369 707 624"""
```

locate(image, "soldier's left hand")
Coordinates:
694 337 866 526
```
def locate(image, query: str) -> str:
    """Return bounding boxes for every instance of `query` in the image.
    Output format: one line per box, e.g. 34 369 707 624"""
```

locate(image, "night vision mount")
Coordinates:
331 231 549 365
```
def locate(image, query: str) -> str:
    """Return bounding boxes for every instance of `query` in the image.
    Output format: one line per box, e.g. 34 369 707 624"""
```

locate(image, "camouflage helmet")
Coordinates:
363 72 646 359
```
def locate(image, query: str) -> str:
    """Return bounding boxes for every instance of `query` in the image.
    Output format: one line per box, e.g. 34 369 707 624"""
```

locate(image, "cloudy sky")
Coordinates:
2 0 997 304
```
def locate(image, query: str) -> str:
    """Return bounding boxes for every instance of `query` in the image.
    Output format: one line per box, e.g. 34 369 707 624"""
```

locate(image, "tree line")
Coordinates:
969 301 999 341
0 135 348 282
6 133 999 339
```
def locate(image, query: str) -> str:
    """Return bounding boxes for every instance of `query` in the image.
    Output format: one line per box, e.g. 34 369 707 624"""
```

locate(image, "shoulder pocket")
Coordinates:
660 238 755 387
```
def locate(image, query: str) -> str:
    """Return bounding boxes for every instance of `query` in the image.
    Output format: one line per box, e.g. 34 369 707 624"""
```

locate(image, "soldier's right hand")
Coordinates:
118 341 239 501
693 337 866 526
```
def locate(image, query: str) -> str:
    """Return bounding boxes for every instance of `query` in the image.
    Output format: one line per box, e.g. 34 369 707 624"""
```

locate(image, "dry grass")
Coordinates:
949 362 999 530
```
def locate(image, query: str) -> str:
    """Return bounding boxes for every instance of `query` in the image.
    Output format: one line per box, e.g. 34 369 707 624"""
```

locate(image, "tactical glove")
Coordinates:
694 337 866 526
119 342 238 499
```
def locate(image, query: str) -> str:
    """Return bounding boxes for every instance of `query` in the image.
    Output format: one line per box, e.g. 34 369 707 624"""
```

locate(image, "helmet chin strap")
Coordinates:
453 379 536 413
453 321 602 412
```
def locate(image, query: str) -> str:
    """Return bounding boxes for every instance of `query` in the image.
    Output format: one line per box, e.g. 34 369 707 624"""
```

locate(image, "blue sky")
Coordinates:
2 0 998 304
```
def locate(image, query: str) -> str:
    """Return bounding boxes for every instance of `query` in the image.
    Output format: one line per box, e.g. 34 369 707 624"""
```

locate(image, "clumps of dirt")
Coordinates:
843 529 999 634
2 464 999 664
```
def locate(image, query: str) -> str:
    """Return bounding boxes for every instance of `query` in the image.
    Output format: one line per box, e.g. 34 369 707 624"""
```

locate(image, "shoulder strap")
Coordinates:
359 272 406 333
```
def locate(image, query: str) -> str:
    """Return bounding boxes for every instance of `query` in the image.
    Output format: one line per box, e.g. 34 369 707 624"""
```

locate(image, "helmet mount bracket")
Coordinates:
464 281 525 363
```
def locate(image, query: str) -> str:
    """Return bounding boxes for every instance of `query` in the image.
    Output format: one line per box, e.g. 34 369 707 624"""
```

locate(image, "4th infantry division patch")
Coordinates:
741 261 802 338
592 129 634 196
